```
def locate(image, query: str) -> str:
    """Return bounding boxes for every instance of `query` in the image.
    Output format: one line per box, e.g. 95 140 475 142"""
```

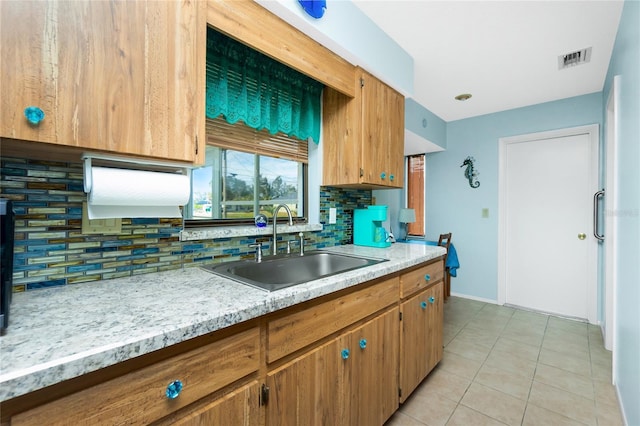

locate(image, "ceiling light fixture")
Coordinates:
455 93 472 101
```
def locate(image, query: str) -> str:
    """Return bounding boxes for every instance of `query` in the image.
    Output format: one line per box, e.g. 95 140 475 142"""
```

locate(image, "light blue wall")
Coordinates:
405 98 447 149
603 1 640 424
425 93 603 302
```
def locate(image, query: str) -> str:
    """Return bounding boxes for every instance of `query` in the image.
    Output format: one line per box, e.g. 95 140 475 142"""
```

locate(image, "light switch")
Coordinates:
482 208 489 218
329 207 337 224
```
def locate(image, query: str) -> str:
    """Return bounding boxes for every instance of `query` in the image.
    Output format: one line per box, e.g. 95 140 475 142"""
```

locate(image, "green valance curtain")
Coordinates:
206 28 323 144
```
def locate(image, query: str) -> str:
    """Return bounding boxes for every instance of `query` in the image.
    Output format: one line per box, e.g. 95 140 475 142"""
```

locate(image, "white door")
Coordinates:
498 125 599 322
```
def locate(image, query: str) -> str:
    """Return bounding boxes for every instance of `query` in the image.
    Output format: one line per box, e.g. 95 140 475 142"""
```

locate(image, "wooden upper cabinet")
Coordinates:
360 69 405 188
0 0 205 164
323 68 405 189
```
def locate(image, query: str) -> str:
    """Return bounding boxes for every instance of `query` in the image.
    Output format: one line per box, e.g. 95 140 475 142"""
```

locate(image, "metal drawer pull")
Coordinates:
165 380 183 399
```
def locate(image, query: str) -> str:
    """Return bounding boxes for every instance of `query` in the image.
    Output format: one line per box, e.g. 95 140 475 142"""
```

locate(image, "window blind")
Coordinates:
205 117 309 164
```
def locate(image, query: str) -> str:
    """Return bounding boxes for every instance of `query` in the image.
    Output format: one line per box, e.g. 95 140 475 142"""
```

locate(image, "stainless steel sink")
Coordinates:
201 251 387 292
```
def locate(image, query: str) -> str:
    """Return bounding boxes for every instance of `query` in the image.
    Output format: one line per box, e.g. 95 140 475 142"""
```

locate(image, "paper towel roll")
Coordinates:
87 167 190 219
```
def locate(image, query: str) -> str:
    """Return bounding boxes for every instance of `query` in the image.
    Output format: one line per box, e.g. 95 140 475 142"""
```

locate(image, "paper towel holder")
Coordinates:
82 153 193 194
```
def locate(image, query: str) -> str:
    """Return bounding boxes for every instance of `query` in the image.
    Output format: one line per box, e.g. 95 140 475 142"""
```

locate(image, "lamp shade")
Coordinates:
398 208 416 224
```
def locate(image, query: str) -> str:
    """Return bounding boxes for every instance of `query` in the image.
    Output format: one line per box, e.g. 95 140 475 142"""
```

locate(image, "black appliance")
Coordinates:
1 198 15 334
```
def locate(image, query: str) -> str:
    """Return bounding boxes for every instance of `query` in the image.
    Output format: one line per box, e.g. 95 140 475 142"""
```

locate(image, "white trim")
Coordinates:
498 124 600 324
449 293 498 304
604 75 620 375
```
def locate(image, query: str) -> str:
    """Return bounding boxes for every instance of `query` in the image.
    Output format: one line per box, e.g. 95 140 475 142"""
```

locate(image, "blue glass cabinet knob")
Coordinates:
24 106 45 125
424 274 431 281
420 301 427 309
359 338 367 349
341 348 350 360
429 296 435 304
165 380 183 399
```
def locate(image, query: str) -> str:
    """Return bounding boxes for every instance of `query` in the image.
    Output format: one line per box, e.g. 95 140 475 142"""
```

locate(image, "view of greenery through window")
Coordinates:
189 146 303 220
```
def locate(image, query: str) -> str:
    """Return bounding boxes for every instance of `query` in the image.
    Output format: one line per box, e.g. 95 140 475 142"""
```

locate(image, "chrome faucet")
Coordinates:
272 204 293 255
298 232 305 256
248 242 263 262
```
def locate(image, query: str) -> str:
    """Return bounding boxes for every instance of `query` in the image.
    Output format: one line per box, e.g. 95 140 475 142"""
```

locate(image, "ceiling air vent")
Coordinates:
558 47 592 70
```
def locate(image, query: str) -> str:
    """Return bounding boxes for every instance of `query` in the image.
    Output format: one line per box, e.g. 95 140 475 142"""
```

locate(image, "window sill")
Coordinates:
180 223 323 242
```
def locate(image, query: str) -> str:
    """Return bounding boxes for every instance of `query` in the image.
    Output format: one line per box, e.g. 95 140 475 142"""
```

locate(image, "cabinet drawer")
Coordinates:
400 258 445 298
267 276 399 363
12 327 260 426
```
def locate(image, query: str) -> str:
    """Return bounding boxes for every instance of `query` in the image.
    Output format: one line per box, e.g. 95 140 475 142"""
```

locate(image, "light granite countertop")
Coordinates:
0 243 445 402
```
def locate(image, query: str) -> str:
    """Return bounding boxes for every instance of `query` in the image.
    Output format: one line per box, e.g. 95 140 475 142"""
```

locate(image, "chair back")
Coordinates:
437 233 452 251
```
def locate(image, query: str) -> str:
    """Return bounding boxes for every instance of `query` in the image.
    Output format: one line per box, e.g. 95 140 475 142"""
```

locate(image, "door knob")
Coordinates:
578 233 586 240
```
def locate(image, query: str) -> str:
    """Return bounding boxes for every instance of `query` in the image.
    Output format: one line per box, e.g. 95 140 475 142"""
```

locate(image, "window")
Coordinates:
407 154 425 237
185 118 308 224
189 146 305 221
185 28 321 226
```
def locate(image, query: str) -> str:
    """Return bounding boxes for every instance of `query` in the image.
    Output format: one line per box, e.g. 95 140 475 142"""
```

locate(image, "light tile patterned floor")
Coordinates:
385 297 624 426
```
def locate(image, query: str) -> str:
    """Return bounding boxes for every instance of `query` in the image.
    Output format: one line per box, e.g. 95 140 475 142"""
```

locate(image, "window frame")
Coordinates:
406 154 425 237
184 145 309 228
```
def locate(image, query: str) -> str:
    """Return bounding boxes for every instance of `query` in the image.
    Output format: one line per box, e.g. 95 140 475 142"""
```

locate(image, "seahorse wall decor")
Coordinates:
461 156 480 188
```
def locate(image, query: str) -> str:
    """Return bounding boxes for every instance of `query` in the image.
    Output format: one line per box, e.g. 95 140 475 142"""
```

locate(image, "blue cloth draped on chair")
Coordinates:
403 239 460 277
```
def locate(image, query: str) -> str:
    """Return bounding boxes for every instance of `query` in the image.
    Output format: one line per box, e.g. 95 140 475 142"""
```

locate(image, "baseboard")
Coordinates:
449 292 498 305
615 383 629 426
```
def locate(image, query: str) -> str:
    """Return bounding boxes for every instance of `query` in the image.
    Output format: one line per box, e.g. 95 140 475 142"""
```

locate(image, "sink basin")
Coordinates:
202 250 387 292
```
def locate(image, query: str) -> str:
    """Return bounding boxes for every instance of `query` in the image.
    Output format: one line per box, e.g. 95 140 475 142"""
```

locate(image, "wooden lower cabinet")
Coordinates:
5 257 445 425
351 307 400 425
399 281 444 402
164 380 260 426
266 307 400 426
9 327 260 426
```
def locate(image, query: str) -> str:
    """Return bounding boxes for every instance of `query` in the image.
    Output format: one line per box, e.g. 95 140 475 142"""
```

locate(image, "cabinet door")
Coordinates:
267 307 399 426
399 282 444 402
424 282 444 374
0 0 204 163
385 84 405 188
266 333 351 426
360 70 388 186
321 87 362 186
350 308 400 426
168 381 260 426
360 70 404 188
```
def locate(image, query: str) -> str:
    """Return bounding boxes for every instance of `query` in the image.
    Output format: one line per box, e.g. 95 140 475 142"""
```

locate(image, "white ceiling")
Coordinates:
352 0 624 122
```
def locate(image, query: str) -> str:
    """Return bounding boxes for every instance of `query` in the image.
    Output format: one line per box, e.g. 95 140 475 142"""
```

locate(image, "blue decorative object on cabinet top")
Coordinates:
298 0 326 19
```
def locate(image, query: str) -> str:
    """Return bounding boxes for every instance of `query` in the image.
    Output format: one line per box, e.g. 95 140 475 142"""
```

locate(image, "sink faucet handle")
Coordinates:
248 242 263 262
298 232 305 256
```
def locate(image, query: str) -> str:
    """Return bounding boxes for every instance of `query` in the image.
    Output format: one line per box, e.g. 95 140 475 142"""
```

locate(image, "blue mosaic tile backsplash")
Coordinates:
0 157 372 292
